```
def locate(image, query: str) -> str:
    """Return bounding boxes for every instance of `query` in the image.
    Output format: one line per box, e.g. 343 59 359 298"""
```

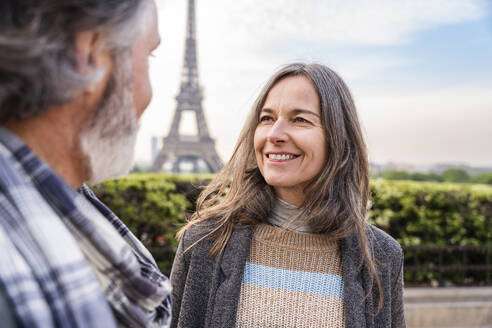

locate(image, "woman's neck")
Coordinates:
274 187 305 207
266 197 312 233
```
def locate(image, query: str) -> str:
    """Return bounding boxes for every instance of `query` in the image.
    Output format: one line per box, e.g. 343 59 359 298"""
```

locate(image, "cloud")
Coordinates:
198 0 486 48
135 0 491 167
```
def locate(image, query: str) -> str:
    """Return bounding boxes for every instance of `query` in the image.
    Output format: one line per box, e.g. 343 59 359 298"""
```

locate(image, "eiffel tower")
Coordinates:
151 0 222 173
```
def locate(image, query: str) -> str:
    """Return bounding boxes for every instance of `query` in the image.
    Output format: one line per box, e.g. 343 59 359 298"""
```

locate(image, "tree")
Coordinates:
442 168 470 183
472 173 492 185
409 172 444 182
381 170 411 181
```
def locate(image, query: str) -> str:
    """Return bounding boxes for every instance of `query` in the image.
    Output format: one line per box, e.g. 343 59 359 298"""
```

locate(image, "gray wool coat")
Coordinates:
170 224 405 328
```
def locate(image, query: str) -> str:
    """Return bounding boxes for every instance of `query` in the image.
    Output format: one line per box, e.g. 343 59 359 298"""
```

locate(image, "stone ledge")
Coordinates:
405 287 492 303
404 287 492 327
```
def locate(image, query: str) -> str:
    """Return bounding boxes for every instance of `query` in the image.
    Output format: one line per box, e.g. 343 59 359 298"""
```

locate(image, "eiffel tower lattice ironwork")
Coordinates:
151 0 222 173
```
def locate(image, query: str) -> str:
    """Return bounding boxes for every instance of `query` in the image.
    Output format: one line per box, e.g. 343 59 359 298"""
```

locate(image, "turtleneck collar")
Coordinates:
266 197 312 233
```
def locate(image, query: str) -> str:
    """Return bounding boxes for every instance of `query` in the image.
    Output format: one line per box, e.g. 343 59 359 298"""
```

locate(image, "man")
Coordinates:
0 0 171 327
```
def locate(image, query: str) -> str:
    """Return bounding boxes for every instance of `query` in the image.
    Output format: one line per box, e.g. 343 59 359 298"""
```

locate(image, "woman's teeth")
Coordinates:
268 154 297 160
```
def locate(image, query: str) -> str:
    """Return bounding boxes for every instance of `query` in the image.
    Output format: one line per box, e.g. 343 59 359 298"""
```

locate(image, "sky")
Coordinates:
136 0 492 168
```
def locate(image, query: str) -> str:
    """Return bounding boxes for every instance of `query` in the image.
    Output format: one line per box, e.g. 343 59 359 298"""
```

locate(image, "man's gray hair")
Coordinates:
0 0 152 122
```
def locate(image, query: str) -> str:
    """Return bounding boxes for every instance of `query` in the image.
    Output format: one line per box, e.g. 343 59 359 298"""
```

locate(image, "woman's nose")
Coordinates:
266 119 289 144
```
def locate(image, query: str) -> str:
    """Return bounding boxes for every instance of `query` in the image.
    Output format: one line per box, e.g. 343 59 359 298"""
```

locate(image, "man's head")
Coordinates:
0 0 160 184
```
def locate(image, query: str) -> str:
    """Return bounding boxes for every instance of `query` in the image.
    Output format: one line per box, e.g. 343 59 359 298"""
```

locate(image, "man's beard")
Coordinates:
79 52 139 185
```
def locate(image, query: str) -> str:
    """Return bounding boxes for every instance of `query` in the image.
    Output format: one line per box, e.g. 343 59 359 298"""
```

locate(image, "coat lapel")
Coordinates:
342 230 369 328
209 225 253 328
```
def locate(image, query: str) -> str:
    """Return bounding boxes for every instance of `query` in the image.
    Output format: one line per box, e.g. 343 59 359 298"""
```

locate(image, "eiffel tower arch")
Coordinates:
151 0 223 173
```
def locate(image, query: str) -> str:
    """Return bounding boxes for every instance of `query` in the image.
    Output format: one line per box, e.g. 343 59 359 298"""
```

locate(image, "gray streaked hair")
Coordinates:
0 0 152 122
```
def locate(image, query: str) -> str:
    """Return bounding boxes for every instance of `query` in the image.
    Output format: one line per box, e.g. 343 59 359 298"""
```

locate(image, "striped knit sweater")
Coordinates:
235 223 345 327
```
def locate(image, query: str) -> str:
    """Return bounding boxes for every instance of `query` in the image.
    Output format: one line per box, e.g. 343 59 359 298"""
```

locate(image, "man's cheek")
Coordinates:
133 73 152 118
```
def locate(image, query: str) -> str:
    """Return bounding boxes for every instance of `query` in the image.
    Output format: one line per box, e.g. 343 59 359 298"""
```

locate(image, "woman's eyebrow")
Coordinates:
260 108 275 114
260 108 319 118
291 109 320 117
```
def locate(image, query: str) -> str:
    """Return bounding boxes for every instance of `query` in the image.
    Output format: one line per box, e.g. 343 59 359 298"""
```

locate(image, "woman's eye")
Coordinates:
293 117 309 123
259 116 273 122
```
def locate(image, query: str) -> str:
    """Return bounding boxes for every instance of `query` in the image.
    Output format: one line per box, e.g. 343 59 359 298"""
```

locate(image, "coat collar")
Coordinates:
219 225 253 278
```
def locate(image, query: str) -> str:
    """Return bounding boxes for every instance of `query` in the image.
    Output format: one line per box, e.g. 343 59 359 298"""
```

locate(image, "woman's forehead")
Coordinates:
263 76 320 112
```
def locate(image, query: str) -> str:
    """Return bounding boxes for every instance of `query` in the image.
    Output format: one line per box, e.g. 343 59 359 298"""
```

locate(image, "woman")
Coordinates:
170 63 405 328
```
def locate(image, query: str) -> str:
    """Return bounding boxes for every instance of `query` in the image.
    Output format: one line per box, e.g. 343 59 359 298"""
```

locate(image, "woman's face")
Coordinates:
254 75 327 206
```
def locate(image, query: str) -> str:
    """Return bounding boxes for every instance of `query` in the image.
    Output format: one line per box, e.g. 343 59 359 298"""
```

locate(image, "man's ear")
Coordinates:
74 31 106 74
74 30 111 93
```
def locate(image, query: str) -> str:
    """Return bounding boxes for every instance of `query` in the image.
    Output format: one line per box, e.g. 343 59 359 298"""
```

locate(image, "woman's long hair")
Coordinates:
178 62 382 311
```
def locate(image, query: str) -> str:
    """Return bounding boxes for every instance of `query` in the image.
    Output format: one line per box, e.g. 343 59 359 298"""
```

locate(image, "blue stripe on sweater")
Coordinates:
242 262 344 298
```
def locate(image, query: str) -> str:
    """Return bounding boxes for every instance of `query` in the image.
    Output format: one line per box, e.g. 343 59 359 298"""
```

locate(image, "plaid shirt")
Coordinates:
0 127 171 328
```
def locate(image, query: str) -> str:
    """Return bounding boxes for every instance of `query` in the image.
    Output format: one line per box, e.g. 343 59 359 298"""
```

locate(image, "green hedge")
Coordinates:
368 180 491 246
91 174 209 269
92 174 492 284
368 180 491 286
